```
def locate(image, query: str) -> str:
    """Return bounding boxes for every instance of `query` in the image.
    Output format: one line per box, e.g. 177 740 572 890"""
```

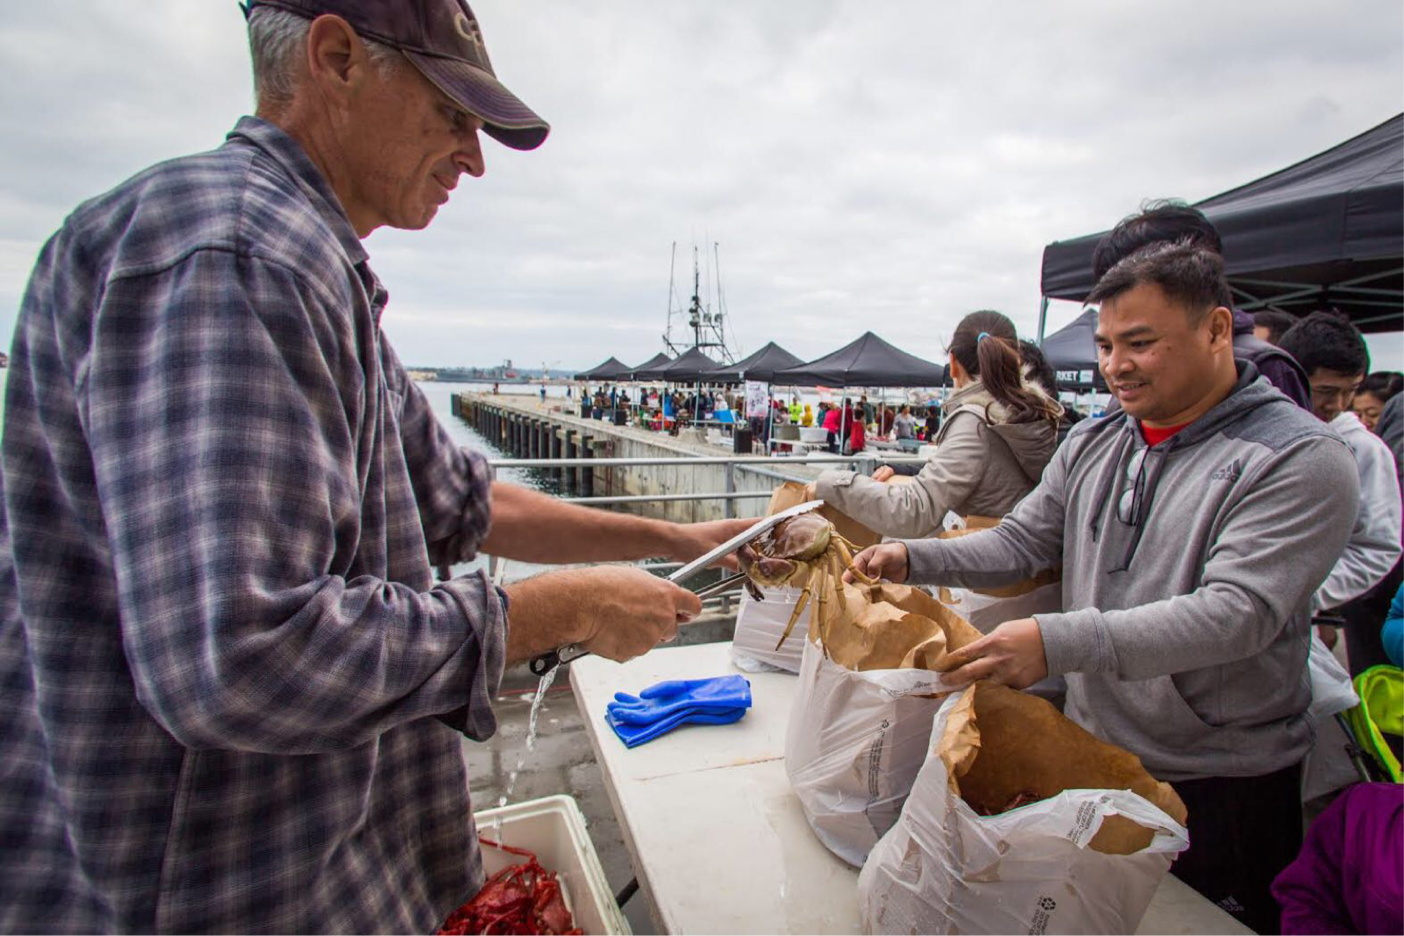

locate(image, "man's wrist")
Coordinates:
901 537 944 584
1035 608 1101 676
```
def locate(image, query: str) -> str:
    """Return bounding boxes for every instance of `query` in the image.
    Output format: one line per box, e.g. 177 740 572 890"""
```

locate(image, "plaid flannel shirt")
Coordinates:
0 117 506 933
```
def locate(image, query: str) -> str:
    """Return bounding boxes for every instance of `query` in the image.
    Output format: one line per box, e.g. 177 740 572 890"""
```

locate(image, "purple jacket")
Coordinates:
1272 783 1404 934
1233 309 1311 410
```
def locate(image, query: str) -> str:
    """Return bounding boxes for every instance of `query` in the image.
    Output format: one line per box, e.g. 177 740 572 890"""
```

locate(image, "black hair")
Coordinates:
1092 200 1224 280
947 310 1061 425
1277 311 1369 377
1360 371 1404 402
1018 339 1059 400
1252 310 1298 346
1087 240 1232 321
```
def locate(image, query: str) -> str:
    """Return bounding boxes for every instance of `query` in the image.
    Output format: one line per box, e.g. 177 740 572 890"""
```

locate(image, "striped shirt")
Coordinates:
0 117 506 933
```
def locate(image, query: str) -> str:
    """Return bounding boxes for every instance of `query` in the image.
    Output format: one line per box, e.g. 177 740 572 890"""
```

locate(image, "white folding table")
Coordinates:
570 642 1252 935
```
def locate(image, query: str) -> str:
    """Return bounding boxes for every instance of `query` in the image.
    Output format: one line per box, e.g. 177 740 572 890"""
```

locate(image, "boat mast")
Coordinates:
662 242 680 355
662 241 737 363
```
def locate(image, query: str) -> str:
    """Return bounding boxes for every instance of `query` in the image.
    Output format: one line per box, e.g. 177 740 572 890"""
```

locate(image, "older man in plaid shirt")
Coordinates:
0 2 750 932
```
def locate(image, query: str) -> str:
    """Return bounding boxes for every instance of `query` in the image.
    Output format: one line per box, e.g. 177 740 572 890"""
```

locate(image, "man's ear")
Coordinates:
304 14 364 105
1206 306 1235 349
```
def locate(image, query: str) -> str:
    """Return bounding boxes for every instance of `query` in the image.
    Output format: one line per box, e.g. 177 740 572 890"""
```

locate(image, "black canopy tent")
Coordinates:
573 356 630 381
1040 113 1404 336
1039 308 1108 391
628 352 675 381
773 331 947 387
654 346 721 382
702 341 804 383
774 332 948 449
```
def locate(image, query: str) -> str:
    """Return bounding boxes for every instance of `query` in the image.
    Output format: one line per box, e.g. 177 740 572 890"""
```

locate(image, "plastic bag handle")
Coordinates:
1083 789 1190 855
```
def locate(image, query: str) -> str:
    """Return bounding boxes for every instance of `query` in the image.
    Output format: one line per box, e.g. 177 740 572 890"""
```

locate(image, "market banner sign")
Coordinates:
745 381 771 419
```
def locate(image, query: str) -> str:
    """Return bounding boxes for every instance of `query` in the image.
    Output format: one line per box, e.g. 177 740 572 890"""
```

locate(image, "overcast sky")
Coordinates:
1 2 1400 373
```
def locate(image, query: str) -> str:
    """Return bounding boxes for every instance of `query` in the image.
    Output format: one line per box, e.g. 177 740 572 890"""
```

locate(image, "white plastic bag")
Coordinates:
1301 630 1363 801
858 687 1189 935
730 585 809 674
784 635 956 867
1307 629 1359 718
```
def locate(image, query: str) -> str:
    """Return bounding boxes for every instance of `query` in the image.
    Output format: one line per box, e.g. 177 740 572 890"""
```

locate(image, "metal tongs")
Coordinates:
527 500 825 676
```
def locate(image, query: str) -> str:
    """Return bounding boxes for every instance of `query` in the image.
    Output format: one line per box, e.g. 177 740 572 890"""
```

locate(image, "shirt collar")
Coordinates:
225 116 369 268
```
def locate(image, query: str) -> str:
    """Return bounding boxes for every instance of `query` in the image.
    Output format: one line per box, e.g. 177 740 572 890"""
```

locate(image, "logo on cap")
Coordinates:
454 12 485 63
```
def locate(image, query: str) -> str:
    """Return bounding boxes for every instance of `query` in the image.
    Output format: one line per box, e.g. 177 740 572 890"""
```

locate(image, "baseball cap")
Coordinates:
244 0 549 150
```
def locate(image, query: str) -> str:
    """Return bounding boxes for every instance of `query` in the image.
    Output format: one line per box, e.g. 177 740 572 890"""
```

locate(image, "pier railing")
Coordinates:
484 452 921 512
474 452 925 614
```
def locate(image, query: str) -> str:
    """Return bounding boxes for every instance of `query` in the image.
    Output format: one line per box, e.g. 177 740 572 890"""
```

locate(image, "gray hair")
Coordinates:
248 7 405 111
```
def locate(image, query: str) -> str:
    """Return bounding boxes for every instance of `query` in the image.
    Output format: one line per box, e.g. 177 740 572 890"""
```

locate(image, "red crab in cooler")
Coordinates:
438 838 582 936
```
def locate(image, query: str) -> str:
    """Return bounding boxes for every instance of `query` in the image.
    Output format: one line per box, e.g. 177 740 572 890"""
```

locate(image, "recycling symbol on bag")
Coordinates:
1038 897 1056 911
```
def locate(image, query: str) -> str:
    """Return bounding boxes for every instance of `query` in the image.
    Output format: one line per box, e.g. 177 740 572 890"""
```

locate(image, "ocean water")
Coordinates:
414 380 563 494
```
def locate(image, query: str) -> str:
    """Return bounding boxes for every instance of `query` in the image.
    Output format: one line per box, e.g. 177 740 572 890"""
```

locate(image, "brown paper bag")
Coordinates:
938 681 1187 855
814 581 984 673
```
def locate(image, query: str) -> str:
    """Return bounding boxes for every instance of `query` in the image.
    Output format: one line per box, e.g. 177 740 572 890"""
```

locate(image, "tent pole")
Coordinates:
1037 296 1050 344
766 388 774 456
839 385 848 456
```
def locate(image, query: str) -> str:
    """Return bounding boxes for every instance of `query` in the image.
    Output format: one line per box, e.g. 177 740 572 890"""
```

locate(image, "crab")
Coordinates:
738 511 874 651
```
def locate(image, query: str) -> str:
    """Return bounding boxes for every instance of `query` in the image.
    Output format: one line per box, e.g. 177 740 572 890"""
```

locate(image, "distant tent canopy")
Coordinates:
1039 308 1107 392
653 346 721 382
703 342 804 383
1041 113 1404 335
573 356 630 380
628 352 675 381
773 332 947 387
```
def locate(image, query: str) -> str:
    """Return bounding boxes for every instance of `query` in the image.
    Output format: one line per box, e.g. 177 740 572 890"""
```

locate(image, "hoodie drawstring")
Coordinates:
1114 437 1178 572
1089 427 1135 543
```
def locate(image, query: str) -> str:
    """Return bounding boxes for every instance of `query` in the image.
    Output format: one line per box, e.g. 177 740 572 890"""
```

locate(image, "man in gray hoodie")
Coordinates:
849 241 1359 933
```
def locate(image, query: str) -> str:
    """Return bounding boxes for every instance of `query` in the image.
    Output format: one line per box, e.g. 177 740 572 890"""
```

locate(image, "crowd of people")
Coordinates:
570 381 959 454
0 1 1398 933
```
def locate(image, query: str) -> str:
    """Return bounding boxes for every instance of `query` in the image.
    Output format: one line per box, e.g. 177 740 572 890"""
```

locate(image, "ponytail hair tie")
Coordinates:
977 331 991 343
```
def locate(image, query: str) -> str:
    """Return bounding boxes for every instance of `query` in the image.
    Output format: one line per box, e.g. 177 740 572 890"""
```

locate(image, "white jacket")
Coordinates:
1318 411 1402 609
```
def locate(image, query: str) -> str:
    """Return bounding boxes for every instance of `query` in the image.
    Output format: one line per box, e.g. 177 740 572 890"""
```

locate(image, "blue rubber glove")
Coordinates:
606 675 752 726
606 705 749 748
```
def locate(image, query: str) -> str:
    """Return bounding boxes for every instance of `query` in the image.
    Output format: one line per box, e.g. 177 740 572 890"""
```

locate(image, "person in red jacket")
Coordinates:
823 401 844 453
846 410 866 453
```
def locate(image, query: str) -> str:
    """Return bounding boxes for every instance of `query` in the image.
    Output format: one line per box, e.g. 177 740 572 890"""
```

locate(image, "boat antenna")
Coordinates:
662 241 680 355
713 242 737 363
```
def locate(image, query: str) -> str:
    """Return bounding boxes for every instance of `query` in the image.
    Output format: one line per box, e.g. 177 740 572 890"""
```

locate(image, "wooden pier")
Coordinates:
450 393 829 523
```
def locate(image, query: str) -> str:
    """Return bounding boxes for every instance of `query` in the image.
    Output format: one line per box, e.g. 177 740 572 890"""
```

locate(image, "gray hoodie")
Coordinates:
902 366 1359 781
815 381 1056 539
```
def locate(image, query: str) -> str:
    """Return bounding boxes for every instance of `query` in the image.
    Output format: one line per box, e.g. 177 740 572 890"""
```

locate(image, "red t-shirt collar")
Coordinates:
1140 420 1191 447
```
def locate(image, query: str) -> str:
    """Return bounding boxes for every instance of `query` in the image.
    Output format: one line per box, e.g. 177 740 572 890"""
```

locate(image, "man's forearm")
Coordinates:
903 524 1050 588
483 482 681 563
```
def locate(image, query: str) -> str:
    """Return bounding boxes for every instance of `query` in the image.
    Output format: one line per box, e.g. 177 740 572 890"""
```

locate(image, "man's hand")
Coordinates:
843 543 909 584
575 567 703 661
503 566 703 665
871 466 896 483
664 518 755 571
940 618 1048 690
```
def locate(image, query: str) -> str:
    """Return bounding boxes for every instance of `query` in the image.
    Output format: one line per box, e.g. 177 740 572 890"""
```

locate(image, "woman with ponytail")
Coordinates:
812 310 1061 539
